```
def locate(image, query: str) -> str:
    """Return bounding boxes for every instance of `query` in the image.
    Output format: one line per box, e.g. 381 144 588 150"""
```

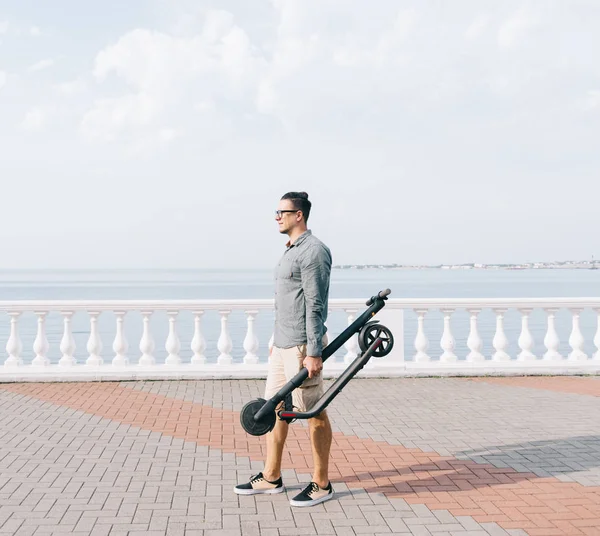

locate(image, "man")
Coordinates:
234 191 334 507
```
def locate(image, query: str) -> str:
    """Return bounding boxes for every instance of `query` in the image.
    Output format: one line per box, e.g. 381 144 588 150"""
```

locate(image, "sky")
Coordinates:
0 0 599 270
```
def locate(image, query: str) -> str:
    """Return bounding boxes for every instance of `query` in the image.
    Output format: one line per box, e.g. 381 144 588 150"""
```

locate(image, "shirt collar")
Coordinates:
286 229 312 249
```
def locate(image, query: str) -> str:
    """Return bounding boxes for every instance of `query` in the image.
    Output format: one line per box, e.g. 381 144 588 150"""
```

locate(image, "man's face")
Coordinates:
275 199 300 234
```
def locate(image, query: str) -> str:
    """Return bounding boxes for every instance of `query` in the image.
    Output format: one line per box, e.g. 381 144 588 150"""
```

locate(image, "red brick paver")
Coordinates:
2 381 600 535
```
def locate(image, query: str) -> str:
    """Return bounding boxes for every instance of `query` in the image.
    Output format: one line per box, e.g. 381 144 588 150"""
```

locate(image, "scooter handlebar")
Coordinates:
366 288 391 306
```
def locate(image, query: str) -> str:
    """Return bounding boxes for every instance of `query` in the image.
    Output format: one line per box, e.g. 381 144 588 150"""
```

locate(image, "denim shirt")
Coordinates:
273 230 332 356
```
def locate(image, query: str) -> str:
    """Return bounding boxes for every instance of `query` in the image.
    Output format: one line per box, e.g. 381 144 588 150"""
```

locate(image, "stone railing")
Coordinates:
0 298 404 381
0 298 599 382
400 298 600 375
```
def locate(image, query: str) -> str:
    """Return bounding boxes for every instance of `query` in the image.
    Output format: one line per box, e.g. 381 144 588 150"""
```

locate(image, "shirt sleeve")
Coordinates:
300 244 332 357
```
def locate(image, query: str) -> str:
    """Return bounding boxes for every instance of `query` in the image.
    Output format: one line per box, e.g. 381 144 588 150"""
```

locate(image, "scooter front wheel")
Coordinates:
358 323 394 357
240 398 277 436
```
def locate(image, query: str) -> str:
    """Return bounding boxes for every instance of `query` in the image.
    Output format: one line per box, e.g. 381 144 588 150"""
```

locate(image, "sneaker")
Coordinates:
234 472 284 495
289 481 334 507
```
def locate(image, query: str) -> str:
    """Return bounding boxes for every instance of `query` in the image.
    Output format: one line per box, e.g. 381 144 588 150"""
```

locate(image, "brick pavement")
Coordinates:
469 376 600 398
0 376 599 535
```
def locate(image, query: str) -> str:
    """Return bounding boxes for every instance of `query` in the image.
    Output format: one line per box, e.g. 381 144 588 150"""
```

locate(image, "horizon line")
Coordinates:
0 259 597 272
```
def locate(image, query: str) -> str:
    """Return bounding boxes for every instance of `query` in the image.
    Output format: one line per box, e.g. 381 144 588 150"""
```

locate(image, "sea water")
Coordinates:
1 268 599 365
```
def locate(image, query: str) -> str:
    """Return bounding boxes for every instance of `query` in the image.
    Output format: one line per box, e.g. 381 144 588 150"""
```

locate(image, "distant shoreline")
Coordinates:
0 263 598 273
334 262 599 271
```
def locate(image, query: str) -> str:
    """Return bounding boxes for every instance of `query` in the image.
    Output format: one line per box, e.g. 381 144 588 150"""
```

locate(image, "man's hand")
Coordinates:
303 356 323 378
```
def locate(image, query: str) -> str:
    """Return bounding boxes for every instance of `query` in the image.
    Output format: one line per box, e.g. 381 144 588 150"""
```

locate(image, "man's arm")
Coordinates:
300 245 331 375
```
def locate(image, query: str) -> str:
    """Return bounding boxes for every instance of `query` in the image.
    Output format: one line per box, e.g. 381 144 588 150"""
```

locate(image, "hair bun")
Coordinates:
298 192 308 199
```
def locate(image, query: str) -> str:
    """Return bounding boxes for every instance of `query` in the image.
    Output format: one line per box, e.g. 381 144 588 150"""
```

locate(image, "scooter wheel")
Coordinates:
240 398 277 436
358 323 394 357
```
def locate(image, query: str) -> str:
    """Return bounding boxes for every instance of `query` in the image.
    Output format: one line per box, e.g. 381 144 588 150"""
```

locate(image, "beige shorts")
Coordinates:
265 334 328 413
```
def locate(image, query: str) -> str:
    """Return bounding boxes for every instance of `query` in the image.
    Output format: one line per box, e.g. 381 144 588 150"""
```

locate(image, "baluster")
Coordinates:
466 308 484 362
191 311 207 365
543 308 562 360
86 311 103 366
414 309 430 362
4 312 23 367
568 308 588 361
165 311 181 365
344 310 359 365
492 309 510 361
139 311 155 366
243 311 259 365
58 312 76 367
112 311 128 366
594 309 600 360
217 310 233 366
440 309 457 362
517 308 536 360
32 311 50 367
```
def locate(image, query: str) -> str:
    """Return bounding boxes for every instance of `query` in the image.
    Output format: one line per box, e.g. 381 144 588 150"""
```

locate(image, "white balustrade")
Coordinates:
594 309 600 361
543 309 562 361
1 298 600 380
217 310 233 366
568 309 587 361
414 309 430 362
32 312 50 367
492 309 510 361
112 312 128 366
243 311 259 365
191 311 207 365
466 309 484 362
5 312 22 367
86 312 103 366
440 309 457 363
517 309 536 361
59 312 76 367
165 312 181 365
139 311 155 366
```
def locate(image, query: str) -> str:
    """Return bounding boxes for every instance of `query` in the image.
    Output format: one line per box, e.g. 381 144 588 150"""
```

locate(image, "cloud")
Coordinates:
2 0 600 270
81 10 265 144
497 7 539 48
582 90 600 111
373 8 419 65
28 58 55 72
53 78 86 96
0 20 44 38
20 107 50 131
465 14 491 41
193 100 216 113
81 93 158 141
159 127 179 143
76 1 594 147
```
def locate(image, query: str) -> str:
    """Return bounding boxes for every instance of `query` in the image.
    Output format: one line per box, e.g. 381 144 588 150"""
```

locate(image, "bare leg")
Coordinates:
263 404 289 481
309 410 332 488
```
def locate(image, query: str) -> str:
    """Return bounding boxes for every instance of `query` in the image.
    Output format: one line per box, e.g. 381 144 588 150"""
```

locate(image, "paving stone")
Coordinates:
2 378 600 536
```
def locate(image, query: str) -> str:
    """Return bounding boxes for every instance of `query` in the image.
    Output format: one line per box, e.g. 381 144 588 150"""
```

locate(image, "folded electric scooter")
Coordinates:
240 288 394 436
